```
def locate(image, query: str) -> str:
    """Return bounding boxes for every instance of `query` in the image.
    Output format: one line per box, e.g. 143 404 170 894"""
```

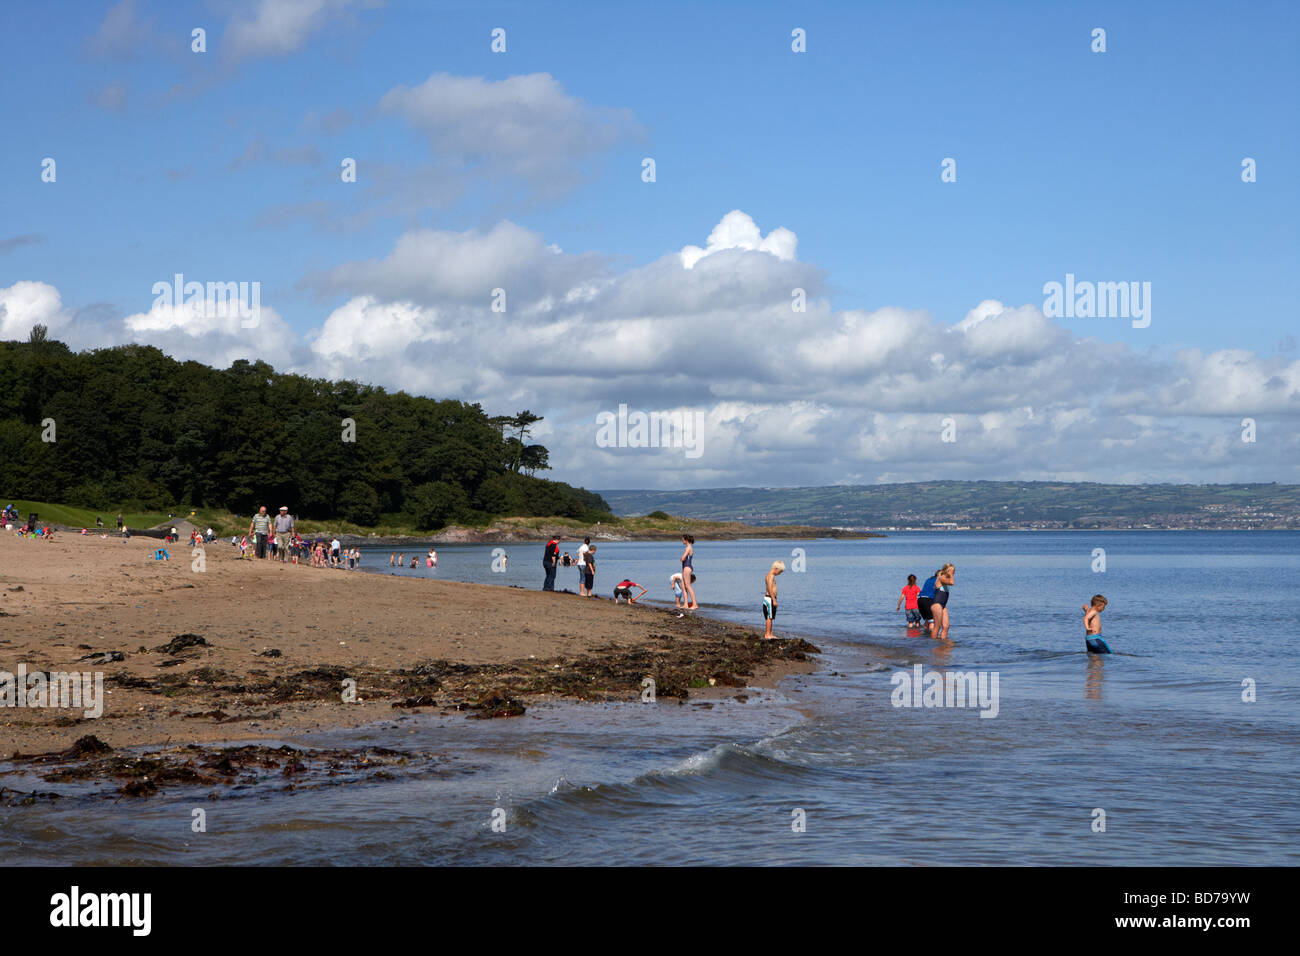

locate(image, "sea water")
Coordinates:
3 532 1296 865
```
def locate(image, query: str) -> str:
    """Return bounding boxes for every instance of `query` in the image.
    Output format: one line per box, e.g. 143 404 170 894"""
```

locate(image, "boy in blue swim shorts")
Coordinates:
1083 594 1111 653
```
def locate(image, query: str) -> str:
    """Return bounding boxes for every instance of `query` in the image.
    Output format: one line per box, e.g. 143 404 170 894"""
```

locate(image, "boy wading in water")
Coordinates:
1083 594 1111 653
763 560 785 639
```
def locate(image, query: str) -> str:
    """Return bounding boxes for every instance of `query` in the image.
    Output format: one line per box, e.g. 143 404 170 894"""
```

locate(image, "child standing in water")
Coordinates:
896 574 921 627
763 560 785 639
1083 595 1110 653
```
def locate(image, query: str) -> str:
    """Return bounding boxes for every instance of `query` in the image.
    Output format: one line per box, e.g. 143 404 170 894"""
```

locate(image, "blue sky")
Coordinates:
2 0 1297 488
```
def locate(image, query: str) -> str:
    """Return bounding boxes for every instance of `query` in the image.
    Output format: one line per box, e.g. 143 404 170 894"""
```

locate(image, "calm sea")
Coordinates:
4 532 1297 865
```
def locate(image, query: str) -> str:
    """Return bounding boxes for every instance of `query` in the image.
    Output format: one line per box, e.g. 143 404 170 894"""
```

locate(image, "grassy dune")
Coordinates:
3 499 179 529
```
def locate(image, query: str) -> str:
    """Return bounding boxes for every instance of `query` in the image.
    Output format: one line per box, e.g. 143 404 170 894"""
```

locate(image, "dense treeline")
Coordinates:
0 336 609 528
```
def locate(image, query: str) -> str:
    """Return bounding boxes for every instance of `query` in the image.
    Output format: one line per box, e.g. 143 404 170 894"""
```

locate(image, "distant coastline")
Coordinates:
599 480 1300 532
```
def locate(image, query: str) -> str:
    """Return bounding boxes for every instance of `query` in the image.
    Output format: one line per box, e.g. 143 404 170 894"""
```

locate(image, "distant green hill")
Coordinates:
597 481 1300 530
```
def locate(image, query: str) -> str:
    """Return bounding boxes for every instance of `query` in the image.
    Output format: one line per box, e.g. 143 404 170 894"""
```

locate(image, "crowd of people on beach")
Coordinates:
542 535 700 603
228 505 358 569
535 533 783 627
4 504 54 539
57 498 1108 653
535 533 970 644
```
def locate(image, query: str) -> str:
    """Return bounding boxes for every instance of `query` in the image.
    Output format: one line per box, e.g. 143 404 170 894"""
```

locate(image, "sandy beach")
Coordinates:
0 531 817 757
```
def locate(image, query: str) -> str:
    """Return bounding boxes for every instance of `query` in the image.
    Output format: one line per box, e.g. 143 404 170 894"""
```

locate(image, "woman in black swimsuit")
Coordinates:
932 563 955 641
680 535 697 609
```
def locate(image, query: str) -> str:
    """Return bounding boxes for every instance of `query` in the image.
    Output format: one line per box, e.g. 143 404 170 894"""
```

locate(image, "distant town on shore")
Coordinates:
599 481 1300 531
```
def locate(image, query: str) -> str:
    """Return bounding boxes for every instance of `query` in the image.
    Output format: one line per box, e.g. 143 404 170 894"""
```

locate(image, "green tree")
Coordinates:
340 481 381 526
408 481 469 530
0 334 610 526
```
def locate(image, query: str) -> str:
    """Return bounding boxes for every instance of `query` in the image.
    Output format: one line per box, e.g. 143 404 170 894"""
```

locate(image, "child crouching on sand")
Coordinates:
1083 594 1110 653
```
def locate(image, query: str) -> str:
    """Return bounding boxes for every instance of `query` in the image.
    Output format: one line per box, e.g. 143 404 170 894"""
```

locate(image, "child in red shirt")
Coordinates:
896 574 921 627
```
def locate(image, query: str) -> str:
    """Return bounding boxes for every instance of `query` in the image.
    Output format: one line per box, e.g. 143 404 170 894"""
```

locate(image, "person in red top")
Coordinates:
542 537 560 591
896 574 922 628
613 580 647 604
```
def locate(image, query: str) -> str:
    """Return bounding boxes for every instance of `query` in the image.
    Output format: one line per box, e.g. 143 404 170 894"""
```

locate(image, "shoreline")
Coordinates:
0 531 819 795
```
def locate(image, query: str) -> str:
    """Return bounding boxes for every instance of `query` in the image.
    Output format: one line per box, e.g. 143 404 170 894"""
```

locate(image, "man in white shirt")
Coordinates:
330 537 341 567
574 537 591 595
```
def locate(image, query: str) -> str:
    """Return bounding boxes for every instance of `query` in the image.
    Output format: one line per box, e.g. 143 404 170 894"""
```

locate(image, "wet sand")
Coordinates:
0 531 817 756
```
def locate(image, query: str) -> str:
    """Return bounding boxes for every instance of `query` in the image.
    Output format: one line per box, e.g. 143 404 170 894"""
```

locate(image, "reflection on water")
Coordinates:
1085 654 1106 701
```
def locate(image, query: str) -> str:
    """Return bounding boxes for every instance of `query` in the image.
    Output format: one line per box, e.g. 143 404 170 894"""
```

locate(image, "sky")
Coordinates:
1 0 1297 490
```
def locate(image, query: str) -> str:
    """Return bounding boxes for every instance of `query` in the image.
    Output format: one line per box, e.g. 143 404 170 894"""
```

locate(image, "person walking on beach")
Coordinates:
249 506 272 559
763 560 785 639
116 512 123 532
542 536 559 590
583 545 596 597
896 574 922 627
330 536 341 568
575 537 591 595
680 535 698 609
1083 595 1110 653
274 507 295 563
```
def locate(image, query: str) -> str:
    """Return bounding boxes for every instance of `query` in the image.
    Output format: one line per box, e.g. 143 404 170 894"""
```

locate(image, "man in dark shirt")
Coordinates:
542 537 559 590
